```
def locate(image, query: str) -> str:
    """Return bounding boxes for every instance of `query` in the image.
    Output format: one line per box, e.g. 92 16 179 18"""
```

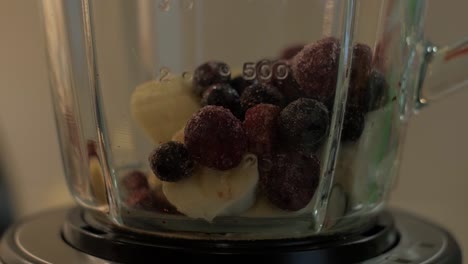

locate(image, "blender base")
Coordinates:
0 207 461 264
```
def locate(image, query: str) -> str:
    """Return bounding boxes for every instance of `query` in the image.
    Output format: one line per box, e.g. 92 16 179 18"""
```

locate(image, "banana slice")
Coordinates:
334 105 393 208
89 157 107 205
130 77 199 144
162 154 259 221
171 126 185 143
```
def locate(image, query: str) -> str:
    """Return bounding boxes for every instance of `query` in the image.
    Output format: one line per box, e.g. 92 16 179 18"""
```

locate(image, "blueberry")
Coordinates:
230 75 256 96
341 105 365 142
240 83 284 112
193 61 231 96
366 69 388 111
201 83 242 118
149 141 194 182
277 98 330 153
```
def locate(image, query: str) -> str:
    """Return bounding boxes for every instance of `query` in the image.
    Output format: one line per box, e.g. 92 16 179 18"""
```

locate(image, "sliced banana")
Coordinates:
147 171 162 190
163 154 259 221
231 67 243 78
171 126 185 143
89 157 107 205
334 105 393 209
130 76 199 144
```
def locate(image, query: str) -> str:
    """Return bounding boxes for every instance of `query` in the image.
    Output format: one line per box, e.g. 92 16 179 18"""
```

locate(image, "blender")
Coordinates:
1 0 467 263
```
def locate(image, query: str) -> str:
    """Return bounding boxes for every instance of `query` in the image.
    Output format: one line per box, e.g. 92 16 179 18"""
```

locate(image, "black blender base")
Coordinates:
0 207 462 264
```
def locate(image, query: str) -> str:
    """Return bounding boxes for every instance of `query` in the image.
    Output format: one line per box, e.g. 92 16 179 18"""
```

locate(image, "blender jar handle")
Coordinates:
416 37 468 109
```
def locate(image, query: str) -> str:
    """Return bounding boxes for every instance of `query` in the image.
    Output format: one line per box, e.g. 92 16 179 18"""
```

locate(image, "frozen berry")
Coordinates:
342 105 365 142
201 83 242 118
278 98 330 153
259 152 320 211
240 83 284 112
366 69 388 111
185 106 247 170
270 62 302 103
230 75 256 96
291 37 340 103
279 44 304 60
193 61 231 96
149 141 194 182
125 188 154 209
243 104 281 155
349 43 372 108
121 171 149 192
87 140 98 158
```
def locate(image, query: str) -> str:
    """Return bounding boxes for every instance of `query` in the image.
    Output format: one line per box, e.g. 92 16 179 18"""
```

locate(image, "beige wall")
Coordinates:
0 0 467 253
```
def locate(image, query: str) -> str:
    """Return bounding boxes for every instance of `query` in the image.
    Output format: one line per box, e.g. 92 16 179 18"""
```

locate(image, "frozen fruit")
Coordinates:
341 105 365 142
349 43 372 108
243 104 281 155
366 69 388 111
126 188 155 209
121 171 149 192
87 140 98 158
149 141 194 182
89 156 106 204
259 152 320 211
171 127 185 143
279 44 304 60
230 75 256 96
240 83 284 112
163 154 259 221
201 83 242 118
270 62 302 103
184 106 247 170
193 61 231 96
153 185 181 215
277 98 330 153
130 77 199 144
291 37 340 103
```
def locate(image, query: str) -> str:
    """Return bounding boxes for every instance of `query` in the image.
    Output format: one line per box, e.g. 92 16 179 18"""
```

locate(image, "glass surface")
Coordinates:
40 0 462 239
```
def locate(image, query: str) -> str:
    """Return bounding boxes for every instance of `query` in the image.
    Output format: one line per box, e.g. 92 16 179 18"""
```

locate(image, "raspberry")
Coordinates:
291 37 340 103
193 61 231 96
240 83 284 112
121 171 149 192
149 141 194 182
243 104 281 155
125 188 155 209
279 44 305 60
259 152 320 211
87 140 98 158
201 83 242 118
277 98 330 153
184 106 247 170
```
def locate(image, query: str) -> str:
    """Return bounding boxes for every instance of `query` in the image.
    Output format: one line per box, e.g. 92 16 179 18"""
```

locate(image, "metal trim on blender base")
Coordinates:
0 207 461 264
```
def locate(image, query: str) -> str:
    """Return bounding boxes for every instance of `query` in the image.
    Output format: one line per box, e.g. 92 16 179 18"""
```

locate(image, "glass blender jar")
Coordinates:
1 0 467 263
